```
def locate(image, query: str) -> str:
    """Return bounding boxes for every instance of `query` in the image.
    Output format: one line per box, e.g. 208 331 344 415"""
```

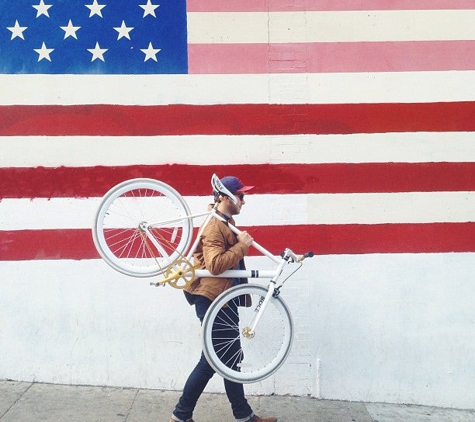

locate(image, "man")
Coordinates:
169 176 277 422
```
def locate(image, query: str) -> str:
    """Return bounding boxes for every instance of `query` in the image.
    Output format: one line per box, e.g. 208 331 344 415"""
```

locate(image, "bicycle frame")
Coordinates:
145 206 287 284
93 176 313 381
93 175 313 348
146 205 302 337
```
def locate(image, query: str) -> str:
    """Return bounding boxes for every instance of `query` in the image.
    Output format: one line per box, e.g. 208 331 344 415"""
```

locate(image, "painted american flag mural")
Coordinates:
1 0 475 409
1 0 475 259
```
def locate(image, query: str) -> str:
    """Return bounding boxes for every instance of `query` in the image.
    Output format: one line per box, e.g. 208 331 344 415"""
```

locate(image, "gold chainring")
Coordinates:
165 259 196 289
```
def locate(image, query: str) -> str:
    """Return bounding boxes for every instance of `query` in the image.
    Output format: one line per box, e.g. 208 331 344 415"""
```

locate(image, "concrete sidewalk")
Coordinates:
1 380 474 422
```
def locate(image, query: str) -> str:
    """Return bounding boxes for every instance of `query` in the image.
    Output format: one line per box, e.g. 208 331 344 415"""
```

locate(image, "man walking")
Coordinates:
169 175 277 422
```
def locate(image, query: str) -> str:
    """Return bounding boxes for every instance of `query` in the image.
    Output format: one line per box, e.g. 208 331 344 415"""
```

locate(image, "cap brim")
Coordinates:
236 185 254 193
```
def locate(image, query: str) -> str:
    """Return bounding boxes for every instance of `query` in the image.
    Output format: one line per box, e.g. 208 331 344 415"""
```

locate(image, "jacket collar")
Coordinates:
215 209 235 225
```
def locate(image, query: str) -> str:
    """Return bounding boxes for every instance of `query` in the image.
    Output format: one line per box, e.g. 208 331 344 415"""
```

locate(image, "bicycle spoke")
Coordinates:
203 284 293 383
104 228 140 257
93 179 192 277
122 230 143 260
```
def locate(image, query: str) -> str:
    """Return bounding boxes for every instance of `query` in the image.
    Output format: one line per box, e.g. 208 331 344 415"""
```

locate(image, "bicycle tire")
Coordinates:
92 178 193 278
202 284 293 383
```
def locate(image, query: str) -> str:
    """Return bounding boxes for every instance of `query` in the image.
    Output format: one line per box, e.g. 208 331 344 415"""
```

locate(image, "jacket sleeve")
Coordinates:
201 223 249 275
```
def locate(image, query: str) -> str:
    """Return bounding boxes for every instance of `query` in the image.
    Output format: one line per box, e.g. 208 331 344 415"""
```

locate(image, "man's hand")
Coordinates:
237 231 254 246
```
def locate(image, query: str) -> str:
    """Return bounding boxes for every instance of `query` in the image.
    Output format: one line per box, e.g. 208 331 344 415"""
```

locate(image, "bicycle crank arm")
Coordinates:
149 271 183 286
150 270 196 288
150 260 197 289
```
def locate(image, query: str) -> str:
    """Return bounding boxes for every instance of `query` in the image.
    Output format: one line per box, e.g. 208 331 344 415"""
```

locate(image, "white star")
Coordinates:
7 20 27 40
34 42 54 62
139 0 160 18
114 21 134 40
60 20 81 39
32 0 53 18
87 42 108 62
85 0 106 18
140 42 161 62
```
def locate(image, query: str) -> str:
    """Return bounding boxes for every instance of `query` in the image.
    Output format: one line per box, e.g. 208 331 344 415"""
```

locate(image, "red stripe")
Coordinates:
187 0 475 12
2 162 475 198
2 223 475 261
189 41 475 74
1 103 475 136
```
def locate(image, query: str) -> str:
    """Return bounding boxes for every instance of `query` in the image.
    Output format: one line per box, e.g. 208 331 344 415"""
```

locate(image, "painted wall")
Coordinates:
1 1 475 412
1 252 474 409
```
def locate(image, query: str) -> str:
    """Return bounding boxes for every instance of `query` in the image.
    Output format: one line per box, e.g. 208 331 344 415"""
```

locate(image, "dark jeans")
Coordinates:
172 295 253 422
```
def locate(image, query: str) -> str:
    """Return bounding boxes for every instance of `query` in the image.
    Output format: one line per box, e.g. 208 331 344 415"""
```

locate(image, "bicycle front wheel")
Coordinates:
93 178 193 278
202 284 293 384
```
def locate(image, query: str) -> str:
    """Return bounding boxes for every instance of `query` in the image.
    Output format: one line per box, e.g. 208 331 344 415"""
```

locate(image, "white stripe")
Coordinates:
1 72 475 105
268 132 475 165
2 192 474 230
187 11 475 43
1 132 474 168
307 192 475 224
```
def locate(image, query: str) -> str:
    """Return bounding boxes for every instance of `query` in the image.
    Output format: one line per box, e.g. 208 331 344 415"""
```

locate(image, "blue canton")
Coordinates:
0 0 188 74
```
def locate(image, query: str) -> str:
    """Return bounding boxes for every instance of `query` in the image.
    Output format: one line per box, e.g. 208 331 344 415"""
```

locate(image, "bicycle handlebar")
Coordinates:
281 248 315 263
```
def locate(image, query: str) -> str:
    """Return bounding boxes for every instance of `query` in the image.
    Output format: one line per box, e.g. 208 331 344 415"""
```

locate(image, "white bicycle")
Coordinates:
92 175 313 383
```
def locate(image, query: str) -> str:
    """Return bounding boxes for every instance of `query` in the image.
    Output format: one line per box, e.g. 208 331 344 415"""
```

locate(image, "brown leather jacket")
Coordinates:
184 212 249 303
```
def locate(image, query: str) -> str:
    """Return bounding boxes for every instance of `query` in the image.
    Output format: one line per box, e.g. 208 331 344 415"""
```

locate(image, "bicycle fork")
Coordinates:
242 258 287 338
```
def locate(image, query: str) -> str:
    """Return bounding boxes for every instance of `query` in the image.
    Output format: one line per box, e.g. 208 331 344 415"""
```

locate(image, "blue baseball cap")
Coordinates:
220 176 254 194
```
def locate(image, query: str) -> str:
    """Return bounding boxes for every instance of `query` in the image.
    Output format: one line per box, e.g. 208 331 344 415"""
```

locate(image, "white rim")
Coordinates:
202 284 293 383
92 178 192 277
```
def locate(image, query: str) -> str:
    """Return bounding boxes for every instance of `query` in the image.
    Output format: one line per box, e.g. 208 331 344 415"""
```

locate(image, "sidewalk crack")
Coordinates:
0 382 34 420
124 388 140 422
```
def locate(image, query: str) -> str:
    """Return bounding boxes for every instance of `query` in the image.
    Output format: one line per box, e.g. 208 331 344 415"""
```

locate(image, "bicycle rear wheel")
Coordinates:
202 284 293 384
93 178 193 278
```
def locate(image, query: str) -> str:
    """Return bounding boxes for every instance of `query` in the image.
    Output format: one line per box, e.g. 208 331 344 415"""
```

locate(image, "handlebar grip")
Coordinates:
297 251 315 262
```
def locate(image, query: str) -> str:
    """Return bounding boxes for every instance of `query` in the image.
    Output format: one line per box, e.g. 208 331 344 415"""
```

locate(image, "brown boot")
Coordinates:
249 416 277 422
